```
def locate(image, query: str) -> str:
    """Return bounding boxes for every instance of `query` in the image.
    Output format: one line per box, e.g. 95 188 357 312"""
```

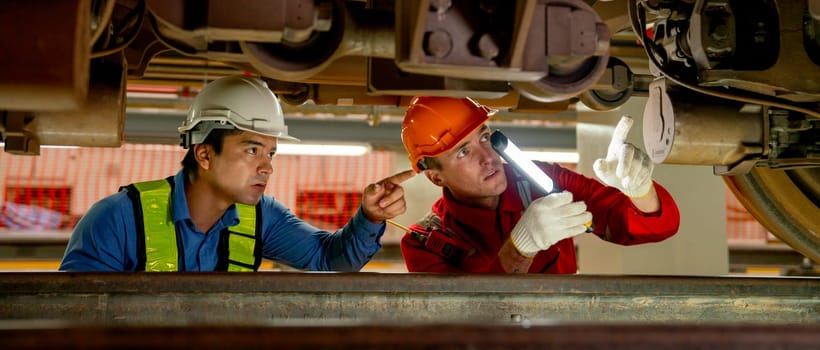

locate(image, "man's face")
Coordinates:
424 125 508 208
203 131 277 206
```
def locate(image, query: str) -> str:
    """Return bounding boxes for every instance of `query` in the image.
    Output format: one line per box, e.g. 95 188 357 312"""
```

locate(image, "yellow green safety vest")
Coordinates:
122 177 261 271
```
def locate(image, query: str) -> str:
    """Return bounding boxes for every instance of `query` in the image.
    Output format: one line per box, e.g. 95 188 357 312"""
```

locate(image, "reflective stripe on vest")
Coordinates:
225 204 257 271
127 178 259 272
131 180 178 271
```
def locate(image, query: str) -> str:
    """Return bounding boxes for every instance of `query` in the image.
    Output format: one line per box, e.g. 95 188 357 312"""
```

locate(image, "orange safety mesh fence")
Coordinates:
0 145 394 232
1 144 776 246
725 186 777 243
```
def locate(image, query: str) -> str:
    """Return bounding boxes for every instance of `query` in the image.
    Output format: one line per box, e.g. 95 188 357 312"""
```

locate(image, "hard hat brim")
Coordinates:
178 117 301 143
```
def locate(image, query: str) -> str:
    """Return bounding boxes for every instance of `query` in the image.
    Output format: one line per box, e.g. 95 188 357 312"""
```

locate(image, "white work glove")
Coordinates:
510 191 593 257
593 116 654 198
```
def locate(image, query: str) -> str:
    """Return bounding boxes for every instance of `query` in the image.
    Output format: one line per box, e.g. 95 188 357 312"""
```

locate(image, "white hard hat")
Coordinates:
179 75 299 148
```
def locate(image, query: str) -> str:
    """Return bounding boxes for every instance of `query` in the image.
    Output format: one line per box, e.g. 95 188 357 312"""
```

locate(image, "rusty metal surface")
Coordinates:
31 56 126 148
1 273 817 325
2 323 820 350
0 0 89 111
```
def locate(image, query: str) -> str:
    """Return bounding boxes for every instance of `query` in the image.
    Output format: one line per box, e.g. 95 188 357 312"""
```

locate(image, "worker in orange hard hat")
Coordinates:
61 75 415 272
399 96 680 273
402 97 494 173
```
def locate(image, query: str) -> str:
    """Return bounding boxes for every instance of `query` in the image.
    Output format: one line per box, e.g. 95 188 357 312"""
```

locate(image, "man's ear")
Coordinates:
423 169 445 187
193 144 212 170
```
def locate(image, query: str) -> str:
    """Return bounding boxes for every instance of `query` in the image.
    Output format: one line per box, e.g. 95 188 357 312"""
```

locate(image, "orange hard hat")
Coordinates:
401 96 494 172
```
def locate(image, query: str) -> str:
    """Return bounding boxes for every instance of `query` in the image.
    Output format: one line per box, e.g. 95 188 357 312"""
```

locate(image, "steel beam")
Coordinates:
1 273 817 324
124 109 578 150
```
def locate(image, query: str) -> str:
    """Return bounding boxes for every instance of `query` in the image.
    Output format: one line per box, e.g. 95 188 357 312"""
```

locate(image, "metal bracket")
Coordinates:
1 111 40 155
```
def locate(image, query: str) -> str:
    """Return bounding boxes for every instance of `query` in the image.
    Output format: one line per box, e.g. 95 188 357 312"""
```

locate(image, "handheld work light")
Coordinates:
490 130 557 194
490 130 593 233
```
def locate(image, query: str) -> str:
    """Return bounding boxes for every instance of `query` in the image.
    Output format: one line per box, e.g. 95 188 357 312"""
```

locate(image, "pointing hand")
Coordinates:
593 116 654 198
362 170 416 224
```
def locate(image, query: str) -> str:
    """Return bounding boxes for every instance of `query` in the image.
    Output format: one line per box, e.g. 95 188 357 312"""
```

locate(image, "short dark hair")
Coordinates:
180 128 243 174
420 156 441 170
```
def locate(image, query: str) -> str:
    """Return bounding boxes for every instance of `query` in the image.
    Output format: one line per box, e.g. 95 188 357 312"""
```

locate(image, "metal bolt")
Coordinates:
475 33 499 60
711 24 728 41
424 30 452 58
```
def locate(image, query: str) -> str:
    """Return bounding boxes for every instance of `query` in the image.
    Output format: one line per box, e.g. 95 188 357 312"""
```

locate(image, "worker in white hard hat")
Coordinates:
60 75 414 271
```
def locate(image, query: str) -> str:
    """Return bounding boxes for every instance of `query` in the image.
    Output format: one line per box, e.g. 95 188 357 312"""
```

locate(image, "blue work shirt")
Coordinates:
59 171 385 271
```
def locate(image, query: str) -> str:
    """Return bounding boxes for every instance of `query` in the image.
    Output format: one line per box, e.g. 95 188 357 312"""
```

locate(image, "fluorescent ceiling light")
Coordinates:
0 143 79 150
2 142 371 156
277 143 371 156
126 92 181 100
521 149 579 163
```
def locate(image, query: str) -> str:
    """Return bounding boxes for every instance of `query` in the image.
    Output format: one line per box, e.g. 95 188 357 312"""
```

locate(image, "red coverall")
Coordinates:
400 162 681 273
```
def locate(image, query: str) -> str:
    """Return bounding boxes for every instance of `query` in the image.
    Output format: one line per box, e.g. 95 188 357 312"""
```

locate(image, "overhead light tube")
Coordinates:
277 143 371 156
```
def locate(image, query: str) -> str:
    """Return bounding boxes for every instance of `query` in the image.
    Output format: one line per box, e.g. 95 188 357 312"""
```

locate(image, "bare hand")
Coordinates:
361 170 416 224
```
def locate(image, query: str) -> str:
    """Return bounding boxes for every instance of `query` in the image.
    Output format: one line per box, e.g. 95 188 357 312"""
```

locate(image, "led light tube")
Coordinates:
491 130 593 233
490 130 556 194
